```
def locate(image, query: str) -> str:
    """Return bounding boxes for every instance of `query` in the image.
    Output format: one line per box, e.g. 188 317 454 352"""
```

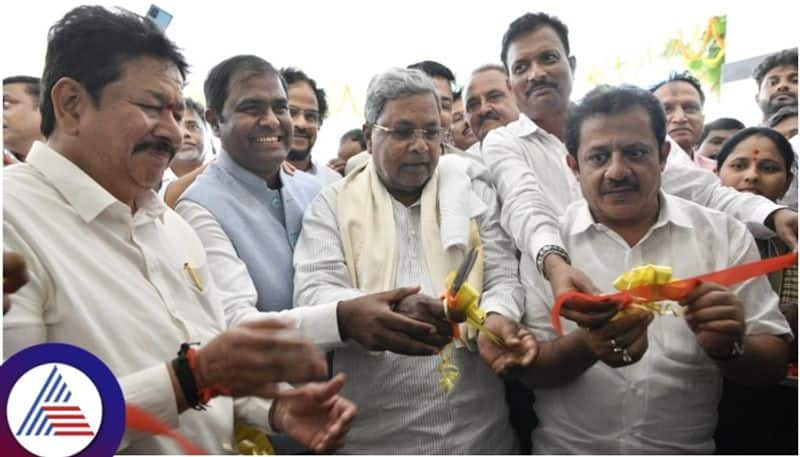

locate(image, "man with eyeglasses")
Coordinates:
281 67 341 186
293 67 534 453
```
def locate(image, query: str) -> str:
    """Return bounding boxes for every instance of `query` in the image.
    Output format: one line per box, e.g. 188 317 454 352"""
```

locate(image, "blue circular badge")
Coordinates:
0 343 125 457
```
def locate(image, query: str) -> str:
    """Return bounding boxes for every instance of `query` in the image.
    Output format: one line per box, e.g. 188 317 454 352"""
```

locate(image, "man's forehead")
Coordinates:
381 94 439 120
510 26 566 58
655 81 700 101
765 65 798 78
580 110 656 142
228 71 285 100
468 70 506 95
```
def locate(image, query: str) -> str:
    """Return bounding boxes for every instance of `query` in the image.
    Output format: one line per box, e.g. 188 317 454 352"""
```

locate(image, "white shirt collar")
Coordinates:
569 190 695 237
26 141 166 223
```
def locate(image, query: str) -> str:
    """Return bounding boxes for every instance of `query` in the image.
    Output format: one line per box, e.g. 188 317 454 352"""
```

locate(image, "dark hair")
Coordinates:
753 48 798 87
565 84 666 158
407 60 456 83
697 117 745 145
3 75 41 102
716 127 795 171
40 5 188 137
501 13 570 72
204 55 283 118
280 67 328 125
649 71 706 106
340 128 366 149
183 97 205 123
766 105 798 128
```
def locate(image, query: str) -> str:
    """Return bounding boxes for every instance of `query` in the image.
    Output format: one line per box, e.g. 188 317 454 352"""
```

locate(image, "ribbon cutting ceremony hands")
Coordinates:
681 281 746 359
579 308 654 368
477 313 538 376
337 286 459 356
270 373 357 454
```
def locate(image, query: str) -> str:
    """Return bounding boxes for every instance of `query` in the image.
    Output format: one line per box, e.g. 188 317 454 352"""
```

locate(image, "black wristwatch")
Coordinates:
709 340 745 362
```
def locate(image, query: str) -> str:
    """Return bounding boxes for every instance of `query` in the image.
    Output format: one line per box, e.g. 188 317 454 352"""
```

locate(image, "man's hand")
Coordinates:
394 292 466 336
477 313 538 376
271 374 357 453
327 158 346 176
680 281 745 359
579 308 653 368
4 250 29 315
543 254 620 328
194 318 327 398
281 161 298 176
768 208 797 251
337 287 448 355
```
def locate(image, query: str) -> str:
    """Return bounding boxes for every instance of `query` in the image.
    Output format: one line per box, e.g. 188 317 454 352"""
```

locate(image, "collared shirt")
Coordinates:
3 142 273 454
307 160 343 186
520 192 791 454
292 179 520 453
481 114 785 261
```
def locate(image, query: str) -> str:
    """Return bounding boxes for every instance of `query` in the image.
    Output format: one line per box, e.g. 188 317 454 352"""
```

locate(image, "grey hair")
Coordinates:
364 67 441 125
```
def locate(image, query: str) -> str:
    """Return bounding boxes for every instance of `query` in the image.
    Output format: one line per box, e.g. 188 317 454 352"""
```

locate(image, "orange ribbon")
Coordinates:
125 404 208 454
551 252 798 335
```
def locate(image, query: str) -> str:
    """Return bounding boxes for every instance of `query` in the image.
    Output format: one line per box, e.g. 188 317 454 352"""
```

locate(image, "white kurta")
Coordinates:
293 178 521 454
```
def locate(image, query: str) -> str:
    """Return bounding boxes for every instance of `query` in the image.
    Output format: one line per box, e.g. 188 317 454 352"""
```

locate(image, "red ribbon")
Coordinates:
125 404 207 454
551 252 798 335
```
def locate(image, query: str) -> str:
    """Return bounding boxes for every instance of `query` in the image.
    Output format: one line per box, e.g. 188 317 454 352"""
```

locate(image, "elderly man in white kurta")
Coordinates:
293 68 528 454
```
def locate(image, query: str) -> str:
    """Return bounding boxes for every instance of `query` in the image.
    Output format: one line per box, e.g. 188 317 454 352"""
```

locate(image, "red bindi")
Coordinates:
753 149 760 157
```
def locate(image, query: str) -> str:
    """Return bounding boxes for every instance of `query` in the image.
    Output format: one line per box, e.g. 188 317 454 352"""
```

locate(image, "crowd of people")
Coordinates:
2 5 798 455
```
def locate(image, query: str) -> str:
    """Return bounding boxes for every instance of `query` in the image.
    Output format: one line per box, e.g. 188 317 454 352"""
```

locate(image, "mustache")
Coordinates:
601 179 639 194
477 110 500 128
771 93 797 102
524 78 558 97
133 139 176 159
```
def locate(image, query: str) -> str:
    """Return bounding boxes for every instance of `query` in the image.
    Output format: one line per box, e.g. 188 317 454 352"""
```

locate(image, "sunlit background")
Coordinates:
2 0 797 163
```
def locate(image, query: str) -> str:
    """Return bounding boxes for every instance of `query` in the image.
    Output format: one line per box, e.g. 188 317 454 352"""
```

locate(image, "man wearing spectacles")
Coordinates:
280 67 341 186
293 67 535 453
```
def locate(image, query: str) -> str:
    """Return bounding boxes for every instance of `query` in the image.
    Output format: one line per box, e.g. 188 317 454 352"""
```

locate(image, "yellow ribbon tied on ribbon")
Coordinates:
612 264 681 318
438 272 506 394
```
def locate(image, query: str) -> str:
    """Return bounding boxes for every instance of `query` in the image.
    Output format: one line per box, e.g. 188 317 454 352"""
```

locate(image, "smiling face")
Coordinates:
75 56 184 199
465 68 519 141
568 106 668 231
653 81 704 154
451 97 477 150
506 26 574 122
367 92 441 203
757 64 798 119
287 81 320 162
718 135 792 202
211 71 292 179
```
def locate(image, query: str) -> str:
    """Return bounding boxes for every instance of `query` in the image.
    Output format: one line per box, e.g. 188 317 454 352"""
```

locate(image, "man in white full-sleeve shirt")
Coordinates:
482 12 798 305
293 67 534 454
480 84 791 454
3 7 356 454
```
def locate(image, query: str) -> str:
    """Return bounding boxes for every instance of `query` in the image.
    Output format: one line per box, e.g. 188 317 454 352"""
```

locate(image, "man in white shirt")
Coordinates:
3 7 355 454
481 84 791 454
281 67 342 186
293 67 530 453
482 12 798 305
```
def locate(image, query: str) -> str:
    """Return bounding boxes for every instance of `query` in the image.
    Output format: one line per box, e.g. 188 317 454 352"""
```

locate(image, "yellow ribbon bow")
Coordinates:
612 264 681 318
